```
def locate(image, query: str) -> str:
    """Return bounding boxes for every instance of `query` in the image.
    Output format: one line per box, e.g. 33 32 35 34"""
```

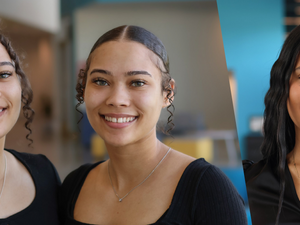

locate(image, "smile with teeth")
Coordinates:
105 116 136 123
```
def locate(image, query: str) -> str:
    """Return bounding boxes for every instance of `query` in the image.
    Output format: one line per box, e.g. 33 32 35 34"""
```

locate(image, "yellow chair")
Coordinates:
163 138 213 162
91 134 106 161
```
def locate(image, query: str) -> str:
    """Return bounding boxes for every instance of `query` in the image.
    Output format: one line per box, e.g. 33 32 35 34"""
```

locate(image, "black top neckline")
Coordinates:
61 158 247 224
286 162 300 205
68 158 204 225
244 158 300 224
0 149 38 220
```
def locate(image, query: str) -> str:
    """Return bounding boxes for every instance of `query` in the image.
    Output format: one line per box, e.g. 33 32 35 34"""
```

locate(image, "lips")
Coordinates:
105 116 135 123
0 108 7 116
100 113 138 128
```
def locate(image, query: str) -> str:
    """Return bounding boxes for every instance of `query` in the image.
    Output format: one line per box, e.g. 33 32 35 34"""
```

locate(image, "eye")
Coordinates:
93 78 109 86
131 80 146 87
0 72 12 79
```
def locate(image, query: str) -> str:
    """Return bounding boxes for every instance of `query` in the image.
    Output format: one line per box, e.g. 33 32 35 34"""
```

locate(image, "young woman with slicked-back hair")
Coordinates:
0 33 60 224
58 25 247 225
244 25 300 225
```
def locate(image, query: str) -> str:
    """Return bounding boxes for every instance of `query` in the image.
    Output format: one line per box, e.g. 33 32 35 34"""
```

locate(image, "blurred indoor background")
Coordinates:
0 0 251 222
217 0 288 163
217 0 300 172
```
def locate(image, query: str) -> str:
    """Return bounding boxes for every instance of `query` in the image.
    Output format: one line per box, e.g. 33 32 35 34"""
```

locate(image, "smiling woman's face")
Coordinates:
0 43 22 141
84 41 169 147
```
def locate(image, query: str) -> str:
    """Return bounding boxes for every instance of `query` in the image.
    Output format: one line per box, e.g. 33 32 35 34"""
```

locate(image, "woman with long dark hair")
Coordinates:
244 25 300 225
58 25 247 225
0 33 60 224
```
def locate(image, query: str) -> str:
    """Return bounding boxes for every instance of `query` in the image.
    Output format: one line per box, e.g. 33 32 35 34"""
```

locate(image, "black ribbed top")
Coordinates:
244 159 300 225
0 149 61 225
59 158 247 225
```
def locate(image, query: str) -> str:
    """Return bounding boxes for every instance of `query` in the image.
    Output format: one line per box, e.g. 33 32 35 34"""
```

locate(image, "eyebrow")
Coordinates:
90 69 152 77
126 71 152 77
0 61 15 68
90 69 112 76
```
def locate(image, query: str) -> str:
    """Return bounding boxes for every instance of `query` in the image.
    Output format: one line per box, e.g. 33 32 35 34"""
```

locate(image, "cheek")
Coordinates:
84 87 103 132
288 83 300 125
135 88 164 115
13 86 22 113
8 81 22 102
3 82 22 126
84 86 103 111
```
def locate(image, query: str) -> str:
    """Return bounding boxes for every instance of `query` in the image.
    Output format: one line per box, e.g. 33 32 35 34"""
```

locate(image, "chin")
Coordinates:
96 129 133 146
105 138 132 148
106 134 140 148
0 125 14 141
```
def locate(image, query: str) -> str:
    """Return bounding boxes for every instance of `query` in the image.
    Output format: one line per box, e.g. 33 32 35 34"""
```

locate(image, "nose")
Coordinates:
106 84 130 107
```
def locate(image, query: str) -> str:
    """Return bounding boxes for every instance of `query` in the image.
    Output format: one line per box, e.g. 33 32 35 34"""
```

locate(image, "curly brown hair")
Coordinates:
76 25 176 134
0 33 35 145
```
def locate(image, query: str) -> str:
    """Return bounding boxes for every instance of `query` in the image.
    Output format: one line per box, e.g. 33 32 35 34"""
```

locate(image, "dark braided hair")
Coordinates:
260 25 300 224
76 25 176 134
0 33 34 145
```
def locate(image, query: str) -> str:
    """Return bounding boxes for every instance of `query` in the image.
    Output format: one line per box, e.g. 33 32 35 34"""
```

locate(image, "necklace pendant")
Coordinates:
119 199 122 202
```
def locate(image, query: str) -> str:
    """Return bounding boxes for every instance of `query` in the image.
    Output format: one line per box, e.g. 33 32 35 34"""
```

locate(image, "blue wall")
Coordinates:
217 0 285 159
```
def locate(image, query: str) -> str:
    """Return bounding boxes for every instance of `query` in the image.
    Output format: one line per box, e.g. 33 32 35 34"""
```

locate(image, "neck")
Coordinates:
0 136 6 180
289 126 300 164
106 134 170 190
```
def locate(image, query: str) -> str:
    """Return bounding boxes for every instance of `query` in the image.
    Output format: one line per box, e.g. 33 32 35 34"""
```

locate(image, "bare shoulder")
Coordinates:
0 151 35 218
169 148 196 167
81 160 108 187
159 148 197 180
5 150 34 181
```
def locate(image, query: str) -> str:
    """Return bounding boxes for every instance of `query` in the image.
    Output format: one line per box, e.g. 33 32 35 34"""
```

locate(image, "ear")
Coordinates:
162 78 175 108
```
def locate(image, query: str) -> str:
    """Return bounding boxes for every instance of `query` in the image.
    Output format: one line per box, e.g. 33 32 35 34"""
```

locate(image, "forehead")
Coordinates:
89 41 160 70
0 43 11 62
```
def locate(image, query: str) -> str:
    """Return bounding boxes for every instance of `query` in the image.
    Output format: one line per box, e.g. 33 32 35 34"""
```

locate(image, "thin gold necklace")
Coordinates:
108 147 171 202
293 152 300 179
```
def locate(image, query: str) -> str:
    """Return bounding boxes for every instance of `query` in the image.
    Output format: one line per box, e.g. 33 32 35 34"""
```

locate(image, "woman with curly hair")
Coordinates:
0 33 60 224
59 25 247 225
244 25 300 225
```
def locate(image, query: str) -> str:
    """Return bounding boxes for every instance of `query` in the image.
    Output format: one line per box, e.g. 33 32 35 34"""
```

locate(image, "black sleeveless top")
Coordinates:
244 159 300 225
0 149 61 225
59 158 247 225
